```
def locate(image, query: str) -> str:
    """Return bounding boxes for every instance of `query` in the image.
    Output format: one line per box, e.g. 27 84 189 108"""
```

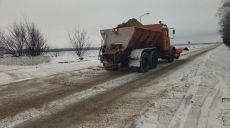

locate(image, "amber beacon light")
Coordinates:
113 27 119 34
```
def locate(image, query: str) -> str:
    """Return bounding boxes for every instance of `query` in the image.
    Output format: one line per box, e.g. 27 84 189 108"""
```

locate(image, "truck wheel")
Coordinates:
149 51 158 69
167 55 174 62
167 47 175 63
138 52 150 72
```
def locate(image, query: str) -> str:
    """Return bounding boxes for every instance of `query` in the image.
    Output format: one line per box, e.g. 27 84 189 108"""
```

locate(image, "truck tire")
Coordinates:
138 52 150 72
167 55 174 62
149 51 158 69
167 47 175 63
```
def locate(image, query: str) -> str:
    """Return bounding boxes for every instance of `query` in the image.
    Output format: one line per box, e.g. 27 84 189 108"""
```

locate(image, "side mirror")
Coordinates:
101 40 104 46
172 29 175 35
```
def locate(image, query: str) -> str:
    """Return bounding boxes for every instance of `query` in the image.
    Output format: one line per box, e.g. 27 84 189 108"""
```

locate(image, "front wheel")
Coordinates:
167 47 175 63
149 51 158 69
167 55 174 62
137 52 150 72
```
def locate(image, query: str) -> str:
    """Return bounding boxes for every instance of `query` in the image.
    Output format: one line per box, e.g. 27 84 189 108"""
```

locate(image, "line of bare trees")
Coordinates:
218 0 230 47
0 20 48 57
0 19 92 59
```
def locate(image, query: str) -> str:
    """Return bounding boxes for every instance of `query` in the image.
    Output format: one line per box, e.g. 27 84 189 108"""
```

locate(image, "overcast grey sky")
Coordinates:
0 0 222 48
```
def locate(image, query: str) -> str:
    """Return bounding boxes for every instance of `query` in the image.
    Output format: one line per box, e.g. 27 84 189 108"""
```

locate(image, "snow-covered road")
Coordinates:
1 44 229 128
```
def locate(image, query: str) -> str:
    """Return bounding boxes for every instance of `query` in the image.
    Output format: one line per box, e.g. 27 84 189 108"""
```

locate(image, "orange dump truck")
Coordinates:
99 19 182 72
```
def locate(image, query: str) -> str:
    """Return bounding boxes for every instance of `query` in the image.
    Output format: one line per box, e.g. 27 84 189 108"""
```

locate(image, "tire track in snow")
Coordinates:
168 46 219 128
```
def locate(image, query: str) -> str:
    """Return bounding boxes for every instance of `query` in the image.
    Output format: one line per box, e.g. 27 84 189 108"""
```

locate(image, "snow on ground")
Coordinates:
0 50 101 86
134 44 230 128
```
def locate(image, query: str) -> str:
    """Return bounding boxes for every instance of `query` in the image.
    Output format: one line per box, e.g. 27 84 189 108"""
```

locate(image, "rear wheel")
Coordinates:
138 52 150 72
149 51 158 69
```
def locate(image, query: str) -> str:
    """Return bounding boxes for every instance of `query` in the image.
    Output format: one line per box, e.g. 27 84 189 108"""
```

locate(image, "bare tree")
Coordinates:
25 22 48 56
4 22 27 56
218 0 230 47
3 20 48 56
68 26 92 59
